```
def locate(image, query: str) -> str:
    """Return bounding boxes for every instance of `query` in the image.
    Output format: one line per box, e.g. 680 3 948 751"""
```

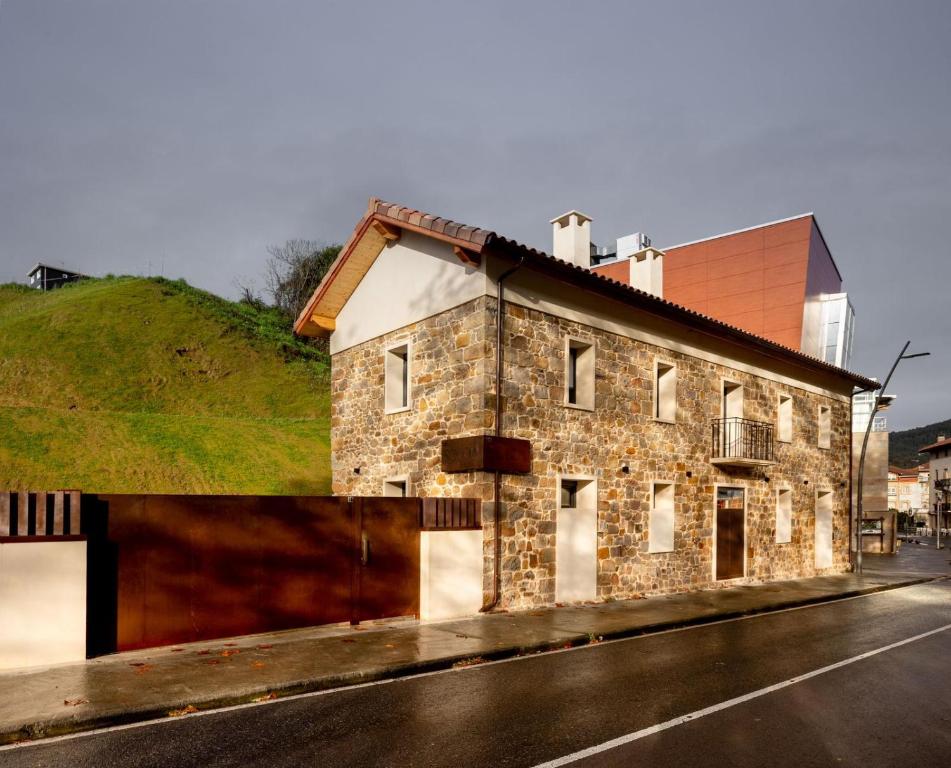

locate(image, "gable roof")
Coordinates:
28 262 87 278
295 198 878 390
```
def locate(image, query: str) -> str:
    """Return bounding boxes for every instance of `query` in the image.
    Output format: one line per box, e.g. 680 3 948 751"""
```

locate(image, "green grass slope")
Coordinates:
0 278 332 494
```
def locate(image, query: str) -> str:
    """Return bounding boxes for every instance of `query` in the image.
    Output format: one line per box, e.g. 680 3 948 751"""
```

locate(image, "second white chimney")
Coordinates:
550 210 592 268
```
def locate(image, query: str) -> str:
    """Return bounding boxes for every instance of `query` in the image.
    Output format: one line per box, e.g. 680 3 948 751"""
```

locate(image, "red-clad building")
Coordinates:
591 214 855 368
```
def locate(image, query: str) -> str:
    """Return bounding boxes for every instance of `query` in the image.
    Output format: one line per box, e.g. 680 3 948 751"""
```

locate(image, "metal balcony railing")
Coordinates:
934 477 951 491
711 417 775 466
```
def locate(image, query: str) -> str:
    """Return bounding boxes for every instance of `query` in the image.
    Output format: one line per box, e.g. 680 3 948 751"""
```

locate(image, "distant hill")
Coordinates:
889 418 951 469
0 277 332 494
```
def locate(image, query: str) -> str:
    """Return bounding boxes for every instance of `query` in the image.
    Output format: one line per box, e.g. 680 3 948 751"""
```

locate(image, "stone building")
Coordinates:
295 199 877 611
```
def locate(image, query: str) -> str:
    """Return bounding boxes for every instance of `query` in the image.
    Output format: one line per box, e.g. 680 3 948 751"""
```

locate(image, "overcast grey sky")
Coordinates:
0 1 948 429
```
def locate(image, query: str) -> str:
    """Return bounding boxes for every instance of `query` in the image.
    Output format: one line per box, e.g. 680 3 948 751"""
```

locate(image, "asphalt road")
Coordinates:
4 581 950 768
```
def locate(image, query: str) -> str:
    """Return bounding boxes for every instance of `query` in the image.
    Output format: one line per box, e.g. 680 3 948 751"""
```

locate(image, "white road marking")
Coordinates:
531 622 951 768
0 581 944 751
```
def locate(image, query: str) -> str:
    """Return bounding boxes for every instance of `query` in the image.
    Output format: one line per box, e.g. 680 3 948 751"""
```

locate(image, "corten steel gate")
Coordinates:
82 495 425 654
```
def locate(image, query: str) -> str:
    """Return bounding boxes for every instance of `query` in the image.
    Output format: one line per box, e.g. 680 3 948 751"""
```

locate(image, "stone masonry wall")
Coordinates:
332 296 853 611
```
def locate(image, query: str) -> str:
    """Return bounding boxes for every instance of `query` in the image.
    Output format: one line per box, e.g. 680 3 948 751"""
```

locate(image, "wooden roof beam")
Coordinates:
453 245 481 267
371 220 401 243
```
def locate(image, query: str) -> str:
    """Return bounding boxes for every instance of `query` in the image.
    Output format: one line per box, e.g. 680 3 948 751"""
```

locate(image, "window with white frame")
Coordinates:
383 478 408 497
649 482 675 553
776 488 792 544
778 394 792 443
654 361 677 422
818 405 831 449
565 337 594 410
385 341 411 412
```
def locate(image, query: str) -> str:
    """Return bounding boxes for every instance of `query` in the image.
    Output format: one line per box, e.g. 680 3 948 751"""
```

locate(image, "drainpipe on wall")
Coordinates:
482 256 525 613
848 392 855 571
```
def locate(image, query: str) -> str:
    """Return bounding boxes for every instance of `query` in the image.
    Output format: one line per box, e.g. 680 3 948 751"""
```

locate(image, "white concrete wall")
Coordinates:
331 230 488 354
419 530 483 621
0 540 86 670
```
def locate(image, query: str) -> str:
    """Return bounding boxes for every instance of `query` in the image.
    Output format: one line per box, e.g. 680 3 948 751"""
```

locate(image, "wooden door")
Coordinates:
716 488 745 580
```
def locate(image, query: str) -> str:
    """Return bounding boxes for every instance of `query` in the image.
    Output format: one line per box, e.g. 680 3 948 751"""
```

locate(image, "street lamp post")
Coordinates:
855 341 930 574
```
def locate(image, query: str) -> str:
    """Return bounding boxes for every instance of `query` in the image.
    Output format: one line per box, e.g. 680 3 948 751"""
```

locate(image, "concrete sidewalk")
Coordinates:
2 547 948 745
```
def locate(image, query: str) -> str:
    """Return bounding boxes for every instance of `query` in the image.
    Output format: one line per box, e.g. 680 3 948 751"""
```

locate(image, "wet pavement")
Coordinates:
1 544 947 745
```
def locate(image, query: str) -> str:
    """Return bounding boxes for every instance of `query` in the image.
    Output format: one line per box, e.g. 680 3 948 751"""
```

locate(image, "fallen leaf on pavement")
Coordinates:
196 650 211 656
63 698 88 707
453 656 486 668
220 649 240 657
168 705 199 717
251 661 266 669
256 644 273 650
252 692 278 703
341 638 356 644
134 664 154 675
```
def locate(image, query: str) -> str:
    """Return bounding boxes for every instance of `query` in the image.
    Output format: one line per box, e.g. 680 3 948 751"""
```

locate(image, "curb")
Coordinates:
1 575 942 746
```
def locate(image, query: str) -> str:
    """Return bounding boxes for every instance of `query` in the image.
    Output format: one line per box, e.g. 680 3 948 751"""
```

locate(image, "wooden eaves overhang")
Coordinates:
294 197 879 394
293 199 489 338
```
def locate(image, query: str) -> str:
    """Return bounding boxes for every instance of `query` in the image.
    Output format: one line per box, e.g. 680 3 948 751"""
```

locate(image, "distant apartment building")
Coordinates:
919 435 951 532
26 263 86 291
887 464 930 521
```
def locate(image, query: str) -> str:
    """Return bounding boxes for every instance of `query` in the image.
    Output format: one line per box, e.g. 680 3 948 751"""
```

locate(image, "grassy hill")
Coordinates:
0 277 332 494
889 417 951 469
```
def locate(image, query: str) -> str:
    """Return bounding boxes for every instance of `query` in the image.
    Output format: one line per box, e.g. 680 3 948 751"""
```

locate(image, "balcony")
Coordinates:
711 417 775 468
935 477 951 491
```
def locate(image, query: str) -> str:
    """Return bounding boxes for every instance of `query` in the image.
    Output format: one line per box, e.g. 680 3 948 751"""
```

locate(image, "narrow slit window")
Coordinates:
385 342 411 412
649 482 675 553
778 395 792 443
560 479 579 509
565 338 594 410
776 488 792 543
655 362 677 422
818 405 831 449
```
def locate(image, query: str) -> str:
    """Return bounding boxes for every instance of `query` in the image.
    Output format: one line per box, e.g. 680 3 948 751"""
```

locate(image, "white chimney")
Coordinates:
629 245 664 298
550 210 592 268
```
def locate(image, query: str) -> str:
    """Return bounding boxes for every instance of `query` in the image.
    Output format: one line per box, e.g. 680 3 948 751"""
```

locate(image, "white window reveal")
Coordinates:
818 405 831 449
385 341 411 413
778 394 792 443
383 478 408 497
776 488 792 544
649 482 675 553
722 380 744 419
654 361 677 423
565 337 595 411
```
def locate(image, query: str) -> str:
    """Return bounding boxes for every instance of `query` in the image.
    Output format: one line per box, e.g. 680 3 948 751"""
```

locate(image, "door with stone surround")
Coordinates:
716 487 745 580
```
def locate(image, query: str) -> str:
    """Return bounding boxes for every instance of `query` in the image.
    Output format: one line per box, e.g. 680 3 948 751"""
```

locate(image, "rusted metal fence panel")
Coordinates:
420 497 481 530
82 494 429 654
0 490 81 538
353 498 420 624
